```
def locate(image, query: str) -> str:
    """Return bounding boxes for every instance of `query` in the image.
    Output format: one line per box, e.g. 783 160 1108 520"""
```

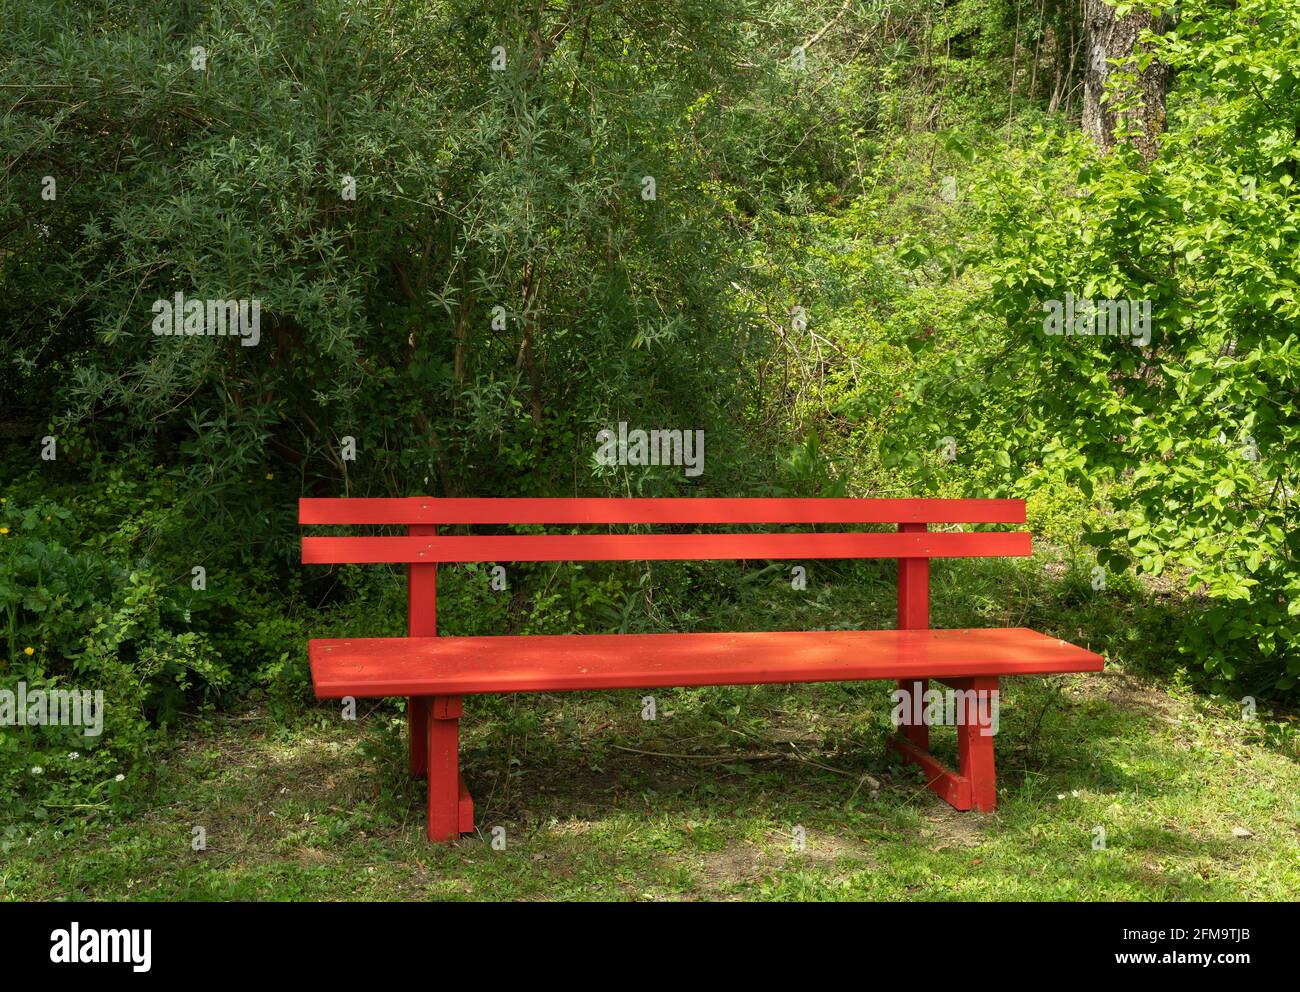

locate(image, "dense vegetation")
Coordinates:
2 0 1297 861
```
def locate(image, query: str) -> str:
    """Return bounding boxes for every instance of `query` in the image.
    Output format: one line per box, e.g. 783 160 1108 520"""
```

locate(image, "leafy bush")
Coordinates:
0 474 223 822
879 0 1300 696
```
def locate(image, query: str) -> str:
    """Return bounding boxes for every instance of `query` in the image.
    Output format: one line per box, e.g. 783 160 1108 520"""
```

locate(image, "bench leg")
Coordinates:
426 696 473 843
956 677 998 811
408 697 429 778
897 678 929 751
888 676 998 812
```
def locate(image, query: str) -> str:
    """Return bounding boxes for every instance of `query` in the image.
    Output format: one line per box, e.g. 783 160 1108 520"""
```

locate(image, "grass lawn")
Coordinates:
4 554 1298 901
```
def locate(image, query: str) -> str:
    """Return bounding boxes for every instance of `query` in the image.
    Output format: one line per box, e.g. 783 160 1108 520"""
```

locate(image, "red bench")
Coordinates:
299 497 1103 842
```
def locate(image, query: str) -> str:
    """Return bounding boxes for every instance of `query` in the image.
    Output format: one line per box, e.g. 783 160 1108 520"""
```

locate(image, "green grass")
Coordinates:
3 552 1298 901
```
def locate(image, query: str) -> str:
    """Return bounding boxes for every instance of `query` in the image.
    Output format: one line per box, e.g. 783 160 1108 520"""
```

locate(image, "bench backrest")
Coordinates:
299 497 1029 635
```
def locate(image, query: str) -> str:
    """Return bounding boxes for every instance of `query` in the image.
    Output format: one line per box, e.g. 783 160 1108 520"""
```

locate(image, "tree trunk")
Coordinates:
1081 0 1168 160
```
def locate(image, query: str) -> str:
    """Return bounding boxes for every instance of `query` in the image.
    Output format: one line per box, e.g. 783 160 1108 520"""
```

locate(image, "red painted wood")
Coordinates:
458 775 474 834
896 523 931 629
406 525 437 778
952 676 999 812
302 530 1031 565
407 526 438 636
890 675 1000 811
407 698 429 777
897 677 931 752
299 496 1027 526
308 628 1103 698
888 737 973 809
430 696 462 719
298 495 1099 824
427 698 461 843
896 522 931 752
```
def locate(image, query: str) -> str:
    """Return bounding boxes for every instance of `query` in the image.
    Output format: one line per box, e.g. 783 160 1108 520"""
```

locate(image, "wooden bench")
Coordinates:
299 497 1103 842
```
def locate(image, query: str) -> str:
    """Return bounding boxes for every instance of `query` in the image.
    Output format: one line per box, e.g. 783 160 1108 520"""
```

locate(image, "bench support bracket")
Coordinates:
888 675 998 812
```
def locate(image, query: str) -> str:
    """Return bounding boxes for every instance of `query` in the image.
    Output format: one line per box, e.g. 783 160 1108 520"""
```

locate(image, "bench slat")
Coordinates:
299 497 1026 526
308 628 1102 697
302 530 1031 564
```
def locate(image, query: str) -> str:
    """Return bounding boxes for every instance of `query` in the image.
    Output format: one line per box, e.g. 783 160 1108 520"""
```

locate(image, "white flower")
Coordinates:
114 773 125 782
68 752 80 760
31 766 43 775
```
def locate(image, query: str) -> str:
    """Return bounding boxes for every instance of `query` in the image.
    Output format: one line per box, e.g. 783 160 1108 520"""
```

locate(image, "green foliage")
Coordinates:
880 0 1300 695
0 465 222 821
0 0 790 515
2 0 1296 848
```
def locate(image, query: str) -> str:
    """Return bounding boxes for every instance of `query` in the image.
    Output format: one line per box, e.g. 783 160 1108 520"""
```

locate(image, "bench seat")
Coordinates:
309 627 1103 698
